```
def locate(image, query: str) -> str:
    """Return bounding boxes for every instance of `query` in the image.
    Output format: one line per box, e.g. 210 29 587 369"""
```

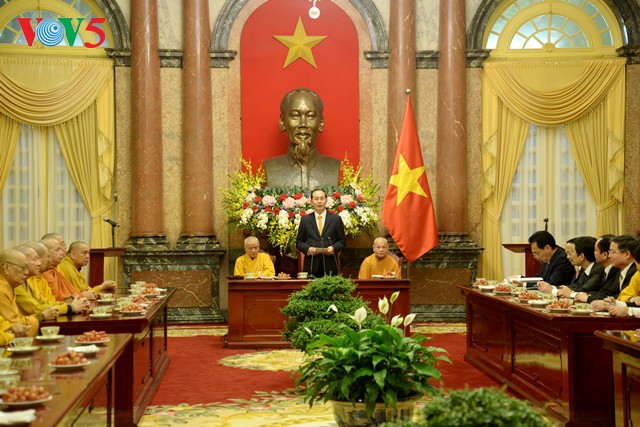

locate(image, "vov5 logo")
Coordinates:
16 18 106 48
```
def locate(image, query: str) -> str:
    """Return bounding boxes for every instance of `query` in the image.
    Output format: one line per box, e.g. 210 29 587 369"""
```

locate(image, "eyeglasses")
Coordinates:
609 249 626 255
4 262 28 271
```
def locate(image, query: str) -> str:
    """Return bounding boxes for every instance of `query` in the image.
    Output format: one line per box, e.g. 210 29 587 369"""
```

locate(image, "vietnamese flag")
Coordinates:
382 97 438 262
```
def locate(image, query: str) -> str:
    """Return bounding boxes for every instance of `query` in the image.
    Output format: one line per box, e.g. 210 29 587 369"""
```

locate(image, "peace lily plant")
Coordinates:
295 292 450 426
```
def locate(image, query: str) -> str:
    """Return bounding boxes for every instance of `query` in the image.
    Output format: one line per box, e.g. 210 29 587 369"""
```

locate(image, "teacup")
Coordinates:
541 294 555 301
9 337 33 349
574 303 590 311
245 273 256 279
0 375 20 392
99 293 115 302
0 357 12 372
40 326 60 337
135 281 146 285
93 306 111 315
297 272 308 279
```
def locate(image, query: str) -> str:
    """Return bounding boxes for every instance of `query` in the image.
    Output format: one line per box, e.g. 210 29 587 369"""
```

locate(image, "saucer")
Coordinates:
7 346 39 355
36 335 65 342
0 369 19 376
89 313 112 319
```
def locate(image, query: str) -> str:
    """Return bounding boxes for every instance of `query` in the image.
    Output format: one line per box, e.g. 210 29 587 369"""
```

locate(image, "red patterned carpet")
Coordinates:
151 325 496 406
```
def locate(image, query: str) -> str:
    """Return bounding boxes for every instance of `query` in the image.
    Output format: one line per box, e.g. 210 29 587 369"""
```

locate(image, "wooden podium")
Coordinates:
502 243 538 277
89 247 126 286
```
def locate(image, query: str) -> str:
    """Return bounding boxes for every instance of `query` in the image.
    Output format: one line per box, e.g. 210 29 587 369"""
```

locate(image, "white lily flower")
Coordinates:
349 307 368 326
303 327 313 336
327 304 338 313
391 314 403 327
403 313 417 326
390 291 400 304
378 297 389 315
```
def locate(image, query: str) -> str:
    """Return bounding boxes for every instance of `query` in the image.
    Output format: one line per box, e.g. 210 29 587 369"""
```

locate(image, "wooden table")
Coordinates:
225 279 410 348
596 330 640 427
459 285 640 426
2 333 131 426
42 288 175 425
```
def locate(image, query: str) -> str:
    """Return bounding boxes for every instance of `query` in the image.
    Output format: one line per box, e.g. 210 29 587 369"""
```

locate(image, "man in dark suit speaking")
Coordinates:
296 189 346 277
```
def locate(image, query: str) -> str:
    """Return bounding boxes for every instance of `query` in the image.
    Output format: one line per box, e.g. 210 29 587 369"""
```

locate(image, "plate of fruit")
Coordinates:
75 330 110 344
0 385 52 408
50 351 90 370
119 303 146 315
546 300 573 313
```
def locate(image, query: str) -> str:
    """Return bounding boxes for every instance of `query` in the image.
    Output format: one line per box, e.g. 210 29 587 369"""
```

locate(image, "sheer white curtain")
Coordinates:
0 125 91 249
501 124 596 277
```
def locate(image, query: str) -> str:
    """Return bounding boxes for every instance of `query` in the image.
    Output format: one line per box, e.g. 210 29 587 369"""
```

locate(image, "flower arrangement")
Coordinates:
222 156 380 254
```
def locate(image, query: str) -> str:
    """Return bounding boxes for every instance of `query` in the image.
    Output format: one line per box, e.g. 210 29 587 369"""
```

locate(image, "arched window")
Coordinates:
0 0 114 249
480 0 625 279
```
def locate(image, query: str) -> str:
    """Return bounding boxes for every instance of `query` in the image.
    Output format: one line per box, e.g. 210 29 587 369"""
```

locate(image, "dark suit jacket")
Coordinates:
296 211 346 277
588 263 636 302
539 247 575 286
570 263 604 293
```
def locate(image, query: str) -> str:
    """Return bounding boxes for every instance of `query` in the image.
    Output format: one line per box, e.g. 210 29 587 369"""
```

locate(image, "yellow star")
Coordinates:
273 17 327 68
388 155 428 205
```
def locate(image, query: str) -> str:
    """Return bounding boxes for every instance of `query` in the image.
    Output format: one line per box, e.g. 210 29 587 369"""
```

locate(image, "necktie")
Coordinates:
619 273 624 290
317 215 323 235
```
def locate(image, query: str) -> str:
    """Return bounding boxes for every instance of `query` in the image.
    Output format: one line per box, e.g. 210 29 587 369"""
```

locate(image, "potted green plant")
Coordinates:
295 292 450 426
281 275 378 351
381 387 553 427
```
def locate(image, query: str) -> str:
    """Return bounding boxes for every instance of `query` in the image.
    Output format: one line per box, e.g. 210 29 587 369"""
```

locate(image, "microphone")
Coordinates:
103 217 120 227
543 218 549 231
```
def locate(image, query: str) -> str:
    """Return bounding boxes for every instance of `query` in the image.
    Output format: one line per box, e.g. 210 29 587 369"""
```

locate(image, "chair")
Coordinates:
387 252 404 277
260 250 276 264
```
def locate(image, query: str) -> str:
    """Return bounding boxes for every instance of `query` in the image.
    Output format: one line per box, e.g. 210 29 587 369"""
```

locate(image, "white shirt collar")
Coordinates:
584 262 594 275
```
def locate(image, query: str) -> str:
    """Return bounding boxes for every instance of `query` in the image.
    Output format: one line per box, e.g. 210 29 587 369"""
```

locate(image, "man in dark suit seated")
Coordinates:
550 236 604 298
588 235 638 309
574 234 618 303
296 189 346 277
518 230 574 290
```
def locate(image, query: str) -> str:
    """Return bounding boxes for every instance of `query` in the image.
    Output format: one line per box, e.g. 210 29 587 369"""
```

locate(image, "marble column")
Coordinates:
181 0 214 238
387 0 416 177
130 0 164 238
436 0 467 232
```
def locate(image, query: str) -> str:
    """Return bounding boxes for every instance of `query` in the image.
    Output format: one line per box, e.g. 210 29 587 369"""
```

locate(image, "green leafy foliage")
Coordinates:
295 316 450 420
381 387 553 427
281 275 377 350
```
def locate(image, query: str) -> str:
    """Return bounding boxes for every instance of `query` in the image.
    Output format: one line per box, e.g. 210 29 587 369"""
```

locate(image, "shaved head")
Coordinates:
41 237 64 268
14 245 41 277
0 249 29 286
68 241 90 268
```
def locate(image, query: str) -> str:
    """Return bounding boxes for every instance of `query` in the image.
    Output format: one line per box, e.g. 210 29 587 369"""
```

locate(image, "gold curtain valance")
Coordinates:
0 56 112 125
483 59 626 126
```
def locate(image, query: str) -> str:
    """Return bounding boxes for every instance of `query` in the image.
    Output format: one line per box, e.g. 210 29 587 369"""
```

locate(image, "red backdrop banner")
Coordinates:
240 0 360 171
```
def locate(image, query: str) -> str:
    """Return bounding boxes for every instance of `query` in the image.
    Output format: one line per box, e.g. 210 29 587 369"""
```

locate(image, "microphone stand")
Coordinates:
320 237 326 277
328 237 339 276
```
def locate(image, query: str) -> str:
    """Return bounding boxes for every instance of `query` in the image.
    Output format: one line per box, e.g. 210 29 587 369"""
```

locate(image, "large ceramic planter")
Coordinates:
331 399 418 427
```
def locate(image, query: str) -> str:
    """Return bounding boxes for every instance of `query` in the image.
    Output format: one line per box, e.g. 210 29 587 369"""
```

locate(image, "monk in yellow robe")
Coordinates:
14 242 87 316
41 237 82 301
58 241 115 296
233 237 276 278
0 249 58 338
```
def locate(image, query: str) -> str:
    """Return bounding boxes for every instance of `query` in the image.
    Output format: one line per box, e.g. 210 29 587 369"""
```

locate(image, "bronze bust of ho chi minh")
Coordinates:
263 88 340 189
